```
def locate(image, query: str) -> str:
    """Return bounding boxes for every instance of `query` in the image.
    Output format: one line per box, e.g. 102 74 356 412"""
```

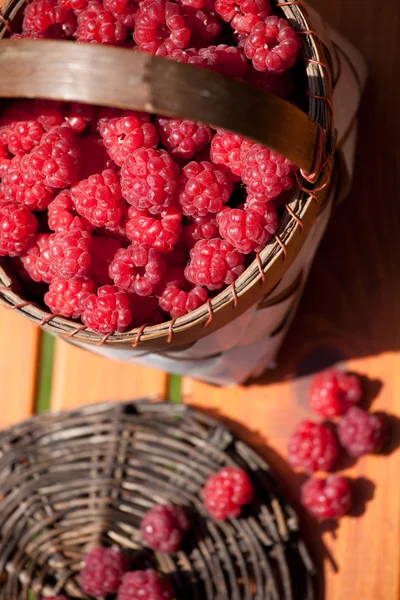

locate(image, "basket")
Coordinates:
0 400 315 599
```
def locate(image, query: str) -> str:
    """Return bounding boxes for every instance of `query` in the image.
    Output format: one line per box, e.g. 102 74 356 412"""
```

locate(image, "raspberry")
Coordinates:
0 203 38 256
48 229 92 280
310 369 363 417
117 570 174 600
81 547 129 597
185 238 244 290
133 0 190 55
0 119 44 156
156 117 213 160
202 467 254 520
22 0 76 37
181 5 221 42
141 504 190 553
164 45 208 67
48 189 92 233
78 135 116 179
109 245 166 295
301 475 352 520
181 214 218 248
75 1 127 43
70 169 124 229
242 144 296 200
131 294 164 325
10 31 48 38
244 16 301 74
44 276 94 318
33 100 65 132
126 206 182 254
121 148 179 213
246 67 295 99
178 161 232 218
91 235 122 285
104 0 138 28
82 285 133 333
337 407 389 457
217 204 278 254
164 242 189 268
20 234 55 283
157 266 207 317
210 131 254 181
0 141 10 179
215 0 270 34
58 0 89 12
0 155 54 211
177 0 207 9
65 102 95 133
288 420 339 473
198 44 248 79
99 112 158 167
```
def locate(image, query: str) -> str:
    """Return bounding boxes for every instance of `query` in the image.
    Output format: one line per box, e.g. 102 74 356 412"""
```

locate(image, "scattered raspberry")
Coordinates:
126 206 182 254
246 67 295 99
34 100 64 132
65 102 95 133
0 155 54 211
157 266 207 317
22 0 76 37
178 161 232 218
202 467 254 520
121 148 179 213
133 0 190 55
48 229 92 280
104 0 138 28
80 547 129 597
48 189 92 233
109 245 166 295
210 131 253 181
99 112 158 167
20 234 55 283
91 235 122 285
75 1 127 43
156 117 213 160
242 144 296 200
198 44 248 79
181 214 218 248
185 238 245 290
215 0 270 34
0 203 38 256
82 285 132 333
244 16 301 73
44 276 94 318
0 119 44 156
181 5 221 42
301 475 352 520
288 420 339 473
70 169 124 229
217 204 278 254
337 407 389 457
310 369 363 417
141 503 190 553
117 569 174 600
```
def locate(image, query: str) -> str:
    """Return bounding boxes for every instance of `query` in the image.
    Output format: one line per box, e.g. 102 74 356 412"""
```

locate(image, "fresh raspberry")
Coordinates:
121 148 179 213
91 235 122 285
82 285 133 333
0 155 54 211
242 144 296 200
244 16 301 73
176 0 207 9
0 119 44 156
10 30 48 38
0 203 38 256
81 547 129 597
178 161 232 218
64 102 95 133
301 475 352 520
44 276 94 318
181 5 221 42
157 266 207 317
141 504 190 553
185 238 244 290
217 204 278 254
104 0 138 27
99 112 158 167
109 245 166 295
22 0 76 37
215 0 270 34
0 141 10 179
131 294 164 325
198 44 248 79
20 234 55 283
288 420 339 473
48 229 92 280
26 126 81 189
48 190 92 233
126 206 182 254
58 0 89 12
75 1 127 43
337 407 389 457
78 135 117 180
246 67 295 99
156 117 213 160
117 570 174 600
33 100 65 132
181 214 218 248
202 467 254 520
210 131 253 181
164 45 208 67
70 169 124 229
133 0 190 55
310 369 363 417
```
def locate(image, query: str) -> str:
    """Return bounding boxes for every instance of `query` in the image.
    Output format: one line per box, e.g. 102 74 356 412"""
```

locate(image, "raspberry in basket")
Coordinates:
178 161 232 218
133 0 191 55
91 235 122 285
156 117 213 160
33 99 64 132
301 475 352 520
181 4 221 42
337 407 389 457
58 0 89 12
48 229 92 280
0 118 44 156
202 467 254 520
103 0 138 28
82 285 133 333
242 144 296 200
0 202 38 257
100 113 158 167
244 16 301 74
44 276 94 318
310 369 363 417
141 503 191 552
210 132 253 182
109 245 166 296
185 238 245 290
288 420 339 473
75 0 127 44
198 44 248 79
157 266 208 317
0 155 54 211
215 0 270 35
48 190 92 233
81 546 129 596
126 206 182 254
65 102 95 133
117 569 174 600
217 204 278 254
20 234 55 283
181 214 218 248
22 0 76 38
246 67 295 99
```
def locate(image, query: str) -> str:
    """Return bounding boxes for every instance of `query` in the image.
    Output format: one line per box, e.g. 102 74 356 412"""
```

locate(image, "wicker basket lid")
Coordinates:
0 400 315 599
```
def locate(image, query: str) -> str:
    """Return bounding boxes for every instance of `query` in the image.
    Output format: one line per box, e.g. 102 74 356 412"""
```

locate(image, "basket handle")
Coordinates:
0 40 324 174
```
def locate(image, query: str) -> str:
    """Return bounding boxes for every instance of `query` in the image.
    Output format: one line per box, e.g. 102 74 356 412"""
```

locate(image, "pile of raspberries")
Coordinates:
0 0 302 335
288 368 389 521
42 466 254 599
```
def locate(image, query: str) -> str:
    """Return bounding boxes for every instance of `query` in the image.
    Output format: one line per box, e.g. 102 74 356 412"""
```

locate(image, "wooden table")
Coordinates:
1 0 399 598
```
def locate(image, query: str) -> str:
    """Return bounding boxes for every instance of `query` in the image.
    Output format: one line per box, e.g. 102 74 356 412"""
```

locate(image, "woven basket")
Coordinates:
0 400 315 599
0 0 336 352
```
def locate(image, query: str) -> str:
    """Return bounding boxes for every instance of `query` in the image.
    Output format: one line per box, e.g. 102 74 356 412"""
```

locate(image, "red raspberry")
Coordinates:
75 1 127 43
117 570 174 600
242 143 296 200
33 100 65 132
337 407 389 457
181 214 218 248
244 16 301 73
82 285 133 333
198 44 248 78
178 161 232 218
246 67 295 99
44 276 94 318
164 46 208 67
121 148 179 213
64 102 95 133
164 242 190 269
78 135 117 179
48 229 92 280
176 0 207 9
310 369 363 417
215 0 270 34
48 189 92 233
210 132 253 181
91 235 122 285
217 204 278 254
133 0 190 55
81 547 129 596
157 266 207 317
20 234 55 283
185 238 245 290
301 475 352 520
181 5 221 42
0 119 44 156
104 0 138 27
10 30 48 38
202 467 254 520
99 112 158 167
58 0 89 12
0 203 38 256
156 117 213 160
288 420 339 473
0 141 10 179
126 206 182 254
70 169 124 229
22 0 76 37
109 245 166 295
0 155 54 211
141 504 190 553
